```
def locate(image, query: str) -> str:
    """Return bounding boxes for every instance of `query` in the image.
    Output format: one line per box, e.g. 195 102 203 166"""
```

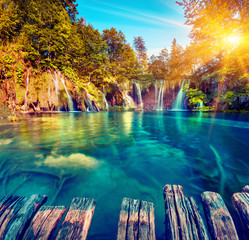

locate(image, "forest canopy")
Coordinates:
0 0 249 113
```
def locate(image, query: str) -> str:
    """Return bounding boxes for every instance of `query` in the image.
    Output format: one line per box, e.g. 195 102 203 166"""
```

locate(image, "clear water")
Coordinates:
0 111 249 239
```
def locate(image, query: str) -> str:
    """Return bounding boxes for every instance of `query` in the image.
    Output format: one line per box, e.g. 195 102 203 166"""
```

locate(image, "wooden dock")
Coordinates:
0 185 248 239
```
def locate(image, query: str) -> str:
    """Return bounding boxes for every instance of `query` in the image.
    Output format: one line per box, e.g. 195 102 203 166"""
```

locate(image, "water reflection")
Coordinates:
0 111 249 239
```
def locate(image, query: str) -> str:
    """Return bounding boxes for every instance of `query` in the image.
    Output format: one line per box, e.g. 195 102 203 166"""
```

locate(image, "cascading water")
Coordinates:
49 70 60 109
155 80 158 108
197 101 204 108
48 86 51 106
134 82 143 111
172 82 175 91
156 80 165 111
102 86 109 111
122 92 136 109
171 80 187 111
59 73 75 111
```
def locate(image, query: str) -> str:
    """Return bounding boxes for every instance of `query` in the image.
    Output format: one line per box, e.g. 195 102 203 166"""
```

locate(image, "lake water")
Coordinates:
0 111 249 239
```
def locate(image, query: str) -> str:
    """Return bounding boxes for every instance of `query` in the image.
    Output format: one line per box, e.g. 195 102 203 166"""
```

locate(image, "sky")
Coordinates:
77 0 191 57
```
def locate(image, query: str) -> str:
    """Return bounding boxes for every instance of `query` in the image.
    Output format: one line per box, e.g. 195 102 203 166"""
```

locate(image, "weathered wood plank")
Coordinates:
0 196 27 236
148 202 156 240
56 198 95 240
138 200 156 240
201 191 239 240
184 197 199 240
163 184 180 240
126 199 140 240
3 194 47 240
117 198 130 240
187 197 209 240
173 185 193 240
23 206 67 240
242 185 249 193
232 192 249 236
117 198 156 240
0 196 19 218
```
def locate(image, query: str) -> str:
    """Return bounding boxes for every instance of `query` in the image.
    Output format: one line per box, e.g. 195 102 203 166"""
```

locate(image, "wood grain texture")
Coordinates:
3 194 47 240
0 196 19 218
232 192 249 236
0 196 27 237
187 197 209 240
138 200 156 240
117 198 130 240
163 184 179 240
117 198 156 240
164 185 210 240
56 198 95 240
201 191 239 240
23 206 67 240
126 199 140 240
242 185 249 193
173 185 193 240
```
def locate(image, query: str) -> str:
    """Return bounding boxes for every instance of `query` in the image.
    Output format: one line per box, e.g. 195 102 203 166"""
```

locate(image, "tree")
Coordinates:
66 18 108 81
133 36 147 70
167 38 184 84
0 0 22 43
148 48 169 80
102 28 140 83
18 0 73 68
177 0 249 110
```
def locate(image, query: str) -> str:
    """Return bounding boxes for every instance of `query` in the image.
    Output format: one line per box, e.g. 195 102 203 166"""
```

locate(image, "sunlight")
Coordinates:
223 33 242 49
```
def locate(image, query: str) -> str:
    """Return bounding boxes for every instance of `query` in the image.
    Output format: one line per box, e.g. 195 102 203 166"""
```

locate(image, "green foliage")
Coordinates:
102 27 140 82
148 48 169 81
15 65 25 85
220 91 236 105
108 106 126 112
193 106 214 112
62 67 80 84
184 84 207 106
134 36 147 70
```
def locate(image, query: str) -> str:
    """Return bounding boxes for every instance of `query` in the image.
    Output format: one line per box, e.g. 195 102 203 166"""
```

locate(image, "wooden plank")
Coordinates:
185 197 209 240
56 198 95 240
184 197 199 240
201 191 239 240
148 202 156 240
173 185 193 240
23 206 67 240
126 199 140 240
163 184 180 240
117 198 156 240
117 198 130 240
0 196 27 236
0 196 19 218
138 200 156 240
232 192 249 236
242 185 249 193
3 194 47 240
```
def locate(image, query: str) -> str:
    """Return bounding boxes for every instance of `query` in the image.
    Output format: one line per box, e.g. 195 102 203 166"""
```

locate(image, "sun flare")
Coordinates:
223 34 242 48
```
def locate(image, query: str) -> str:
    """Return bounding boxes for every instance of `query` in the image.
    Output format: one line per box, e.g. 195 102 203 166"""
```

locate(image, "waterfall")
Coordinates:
134 82 143 111
156 80 165 111
102 86 109 111
48 86 51 106
122 92 136 109
172 80 187 111
172 82 175 91
24 69 30 109
155 80 158 109
59 73 75 111
50 70 59 109
197 101 204 108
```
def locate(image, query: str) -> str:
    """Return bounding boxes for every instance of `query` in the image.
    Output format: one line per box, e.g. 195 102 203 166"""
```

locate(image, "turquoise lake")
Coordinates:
0 111 249 239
